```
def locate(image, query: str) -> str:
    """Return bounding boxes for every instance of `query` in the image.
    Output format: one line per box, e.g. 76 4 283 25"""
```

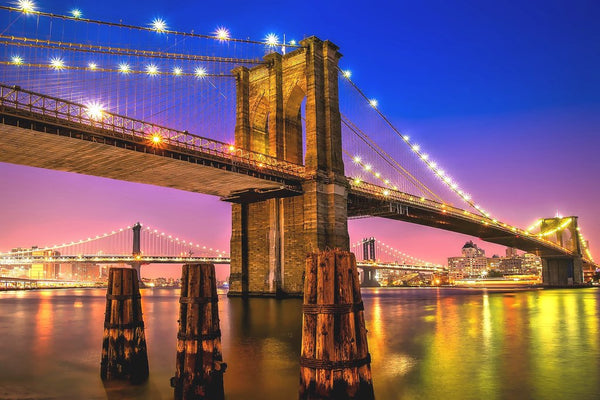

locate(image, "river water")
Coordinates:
0 287 599 400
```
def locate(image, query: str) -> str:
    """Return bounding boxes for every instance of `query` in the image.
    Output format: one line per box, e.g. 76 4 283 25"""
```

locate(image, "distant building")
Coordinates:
448 241 488 281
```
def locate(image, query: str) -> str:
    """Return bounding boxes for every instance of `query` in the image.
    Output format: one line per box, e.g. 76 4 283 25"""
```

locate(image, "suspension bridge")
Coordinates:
0 3 595 296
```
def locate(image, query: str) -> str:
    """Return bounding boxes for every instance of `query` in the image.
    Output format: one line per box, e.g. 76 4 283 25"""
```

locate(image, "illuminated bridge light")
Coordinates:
85 101 104 121
194 66 207 78
88 62 97 70
151 18 167 32
173 67 183 75
146 64 159 75
50 57 65 70
11 55 23 65
364 164 372 171
70 8 82 18
342 70 352 78
265 33 279 46
382 189 390 196
17 0 36 13
151 133 163 144
353 177 361 185
369 98 378 108
118 63 131 74
214 27 230 41
353 155 361 163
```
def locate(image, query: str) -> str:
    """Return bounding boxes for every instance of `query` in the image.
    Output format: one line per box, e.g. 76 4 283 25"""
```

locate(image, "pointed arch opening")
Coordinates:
283 84 306 164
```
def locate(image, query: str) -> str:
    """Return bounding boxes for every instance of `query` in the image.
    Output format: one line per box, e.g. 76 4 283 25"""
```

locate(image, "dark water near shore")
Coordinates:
1 287 599 399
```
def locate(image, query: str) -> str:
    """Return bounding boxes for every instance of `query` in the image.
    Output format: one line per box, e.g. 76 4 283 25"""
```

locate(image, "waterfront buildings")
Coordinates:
448 241 542 281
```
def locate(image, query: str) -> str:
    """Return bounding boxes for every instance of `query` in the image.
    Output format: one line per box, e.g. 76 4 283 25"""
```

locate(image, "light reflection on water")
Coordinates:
0 287 599 399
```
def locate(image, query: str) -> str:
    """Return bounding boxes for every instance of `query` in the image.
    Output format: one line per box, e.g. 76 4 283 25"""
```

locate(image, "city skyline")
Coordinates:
1 0 598 280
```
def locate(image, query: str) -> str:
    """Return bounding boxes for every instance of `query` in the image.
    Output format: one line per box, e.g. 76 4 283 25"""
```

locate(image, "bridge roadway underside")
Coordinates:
0 113 301 198
348 192 581 261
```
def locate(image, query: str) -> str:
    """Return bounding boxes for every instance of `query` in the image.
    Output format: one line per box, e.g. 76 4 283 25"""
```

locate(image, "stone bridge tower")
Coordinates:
540 216 584 286
228 37 349 297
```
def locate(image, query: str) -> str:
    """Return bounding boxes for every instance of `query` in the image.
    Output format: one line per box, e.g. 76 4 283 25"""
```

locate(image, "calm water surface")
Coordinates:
1 287 599 399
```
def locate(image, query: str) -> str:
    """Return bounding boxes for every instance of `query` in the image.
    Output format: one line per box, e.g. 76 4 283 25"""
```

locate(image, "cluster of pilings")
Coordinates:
100 249 374 399
100 265 226 399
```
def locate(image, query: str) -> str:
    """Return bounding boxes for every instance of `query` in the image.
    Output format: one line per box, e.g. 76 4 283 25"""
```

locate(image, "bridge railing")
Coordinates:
0 84 305 178
349 179 580 258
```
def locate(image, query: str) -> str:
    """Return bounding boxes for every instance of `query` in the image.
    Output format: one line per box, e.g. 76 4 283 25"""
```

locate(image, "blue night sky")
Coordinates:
0 0 598 278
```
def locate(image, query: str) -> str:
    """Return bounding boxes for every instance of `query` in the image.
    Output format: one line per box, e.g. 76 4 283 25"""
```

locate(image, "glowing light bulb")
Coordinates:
353 177 361 185
146 64 159 75
17 0 35 13
463 194 471 200
214 27 230 41
402 135 410 141
411 144 420 152
71 9 82 18
151 18 167 32
421 153 429 160
11 55 23 65
265 33 279 46
85 101 104 121
50 57 64 69
289 39 297 45
364 164 372 171
173 67 183 75
194 66 207 77
342 70 352 78
353 155 361 163
88 62 97 70
369 98 378 108
151 133 162 144
118 63 130 73
383 189 390 196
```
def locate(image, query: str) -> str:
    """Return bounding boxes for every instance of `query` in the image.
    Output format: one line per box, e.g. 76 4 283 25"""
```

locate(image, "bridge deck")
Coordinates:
348 187 593 266
0 111 303 198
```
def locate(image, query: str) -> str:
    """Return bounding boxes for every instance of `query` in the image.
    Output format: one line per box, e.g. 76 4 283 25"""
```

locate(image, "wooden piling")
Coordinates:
100 267 149 384
299 250 375 400
171 264 226 400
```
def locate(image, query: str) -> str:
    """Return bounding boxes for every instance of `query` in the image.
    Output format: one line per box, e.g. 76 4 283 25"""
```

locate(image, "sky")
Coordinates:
0 0 599 279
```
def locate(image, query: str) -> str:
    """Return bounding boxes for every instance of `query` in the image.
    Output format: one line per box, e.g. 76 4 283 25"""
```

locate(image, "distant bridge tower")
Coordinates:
361 237 379 287
540 216 583 286
362 237 376 261
228 37 349 297
131 222 143 282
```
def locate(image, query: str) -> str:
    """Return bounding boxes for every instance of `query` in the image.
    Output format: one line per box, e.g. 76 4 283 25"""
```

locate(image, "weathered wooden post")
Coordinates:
171 263 226 400
100 267 149 384
299 250 375 400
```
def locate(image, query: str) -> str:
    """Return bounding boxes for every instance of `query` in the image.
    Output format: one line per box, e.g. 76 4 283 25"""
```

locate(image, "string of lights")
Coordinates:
0 224 132 255
2 59 232 77
341 115 444 202
338 66 493 220
0 35 263 64
0 222 228 257
350 239 442 268
2 3 301 48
